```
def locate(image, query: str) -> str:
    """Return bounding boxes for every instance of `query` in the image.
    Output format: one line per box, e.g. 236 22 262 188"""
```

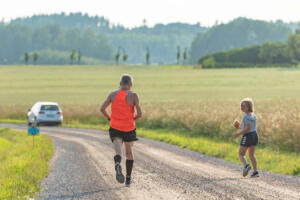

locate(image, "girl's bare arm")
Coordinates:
233 124 250 138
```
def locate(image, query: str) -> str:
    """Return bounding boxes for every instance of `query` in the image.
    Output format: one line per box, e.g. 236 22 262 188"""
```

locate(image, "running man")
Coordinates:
100 74 142 187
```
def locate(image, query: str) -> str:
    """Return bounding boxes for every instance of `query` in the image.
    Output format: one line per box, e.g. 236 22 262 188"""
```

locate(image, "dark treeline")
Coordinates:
4 13 207 64
0 23 114 64
1 13 299 65
198 28 300 68
190 18 295 64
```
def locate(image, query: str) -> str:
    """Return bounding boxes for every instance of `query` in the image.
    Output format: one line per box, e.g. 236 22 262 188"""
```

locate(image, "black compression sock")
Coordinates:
126 159 134 177
114 155 121 165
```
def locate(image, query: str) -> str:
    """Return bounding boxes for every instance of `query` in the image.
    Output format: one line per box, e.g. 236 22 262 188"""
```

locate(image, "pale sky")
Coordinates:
1 0 300 27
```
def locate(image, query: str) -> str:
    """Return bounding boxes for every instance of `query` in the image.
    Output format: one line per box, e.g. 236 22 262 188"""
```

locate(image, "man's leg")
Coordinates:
125 142 134 186
113 137 123 157
113 138 125 183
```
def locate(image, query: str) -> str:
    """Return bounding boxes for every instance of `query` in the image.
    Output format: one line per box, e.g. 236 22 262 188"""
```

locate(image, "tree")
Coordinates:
33 52 38 65
122 49 128 63
77 49 81 64
142 19 147 27
24 52 30 64
115 48 120 65
287 33 300 62
190 18 292 64
183 48 188 64
70 49 76 64
146 47 150 65
176 46 181 64
296 25 300 35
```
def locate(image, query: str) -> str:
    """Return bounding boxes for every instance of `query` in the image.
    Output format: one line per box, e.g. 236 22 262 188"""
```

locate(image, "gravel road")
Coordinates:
1 124 300 200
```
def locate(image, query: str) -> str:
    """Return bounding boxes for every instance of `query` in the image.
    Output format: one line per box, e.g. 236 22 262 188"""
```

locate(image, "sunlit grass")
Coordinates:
0 128 53 199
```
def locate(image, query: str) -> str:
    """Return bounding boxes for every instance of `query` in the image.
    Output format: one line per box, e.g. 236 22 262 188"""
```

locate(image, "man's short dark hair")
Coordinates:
120 74 133 85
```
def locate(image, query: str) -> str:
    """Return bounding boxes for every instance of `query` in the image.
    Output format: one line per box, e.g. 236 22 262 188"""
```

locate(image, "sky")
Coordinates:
1 0 300 27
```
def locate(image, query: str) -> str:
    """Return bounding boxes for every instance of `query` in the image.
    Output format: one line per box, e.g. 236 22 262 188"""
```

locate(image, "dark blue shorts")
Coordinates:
240 131 259 147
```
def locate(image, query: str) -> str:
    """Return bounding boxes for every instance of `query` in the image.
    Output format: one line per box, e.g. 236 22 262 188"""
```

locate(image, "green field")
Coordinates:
1 65 300 175
1 65 300 104
0 128 53 199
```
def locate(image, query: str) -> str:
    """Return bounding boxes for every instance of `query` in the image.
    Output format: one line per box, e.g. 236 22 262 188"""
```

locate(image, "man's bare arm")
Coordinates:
133 93 142 120
100 92 114 120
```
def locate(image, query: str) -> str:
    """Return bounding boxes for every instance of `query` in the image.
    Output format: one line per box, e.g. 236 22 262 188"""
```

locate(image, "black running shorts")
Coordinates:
109 127 138 142
240 131 259 147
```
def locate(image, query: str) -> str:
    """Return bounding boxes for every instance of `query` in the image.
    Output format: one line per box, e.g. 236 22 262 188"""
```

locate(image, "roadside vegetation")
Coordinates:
0 128 53 199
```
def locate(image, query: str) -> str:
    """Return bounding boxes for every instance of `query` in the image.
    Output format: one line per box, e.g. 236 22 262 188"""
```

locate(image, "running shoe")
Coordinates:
243 164 251 177
125 176 131 187
115 164 125 183
250 171 259 178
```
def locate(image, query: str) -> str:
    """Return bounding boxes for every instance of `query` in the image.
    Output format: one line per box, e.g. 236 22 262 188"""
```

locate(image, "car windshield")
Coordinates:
40 105 59 111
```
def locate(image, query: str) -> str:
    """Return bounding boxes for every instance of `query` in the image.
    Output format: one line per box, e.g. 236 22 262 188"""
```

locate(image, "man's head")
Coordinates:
120 74 133 89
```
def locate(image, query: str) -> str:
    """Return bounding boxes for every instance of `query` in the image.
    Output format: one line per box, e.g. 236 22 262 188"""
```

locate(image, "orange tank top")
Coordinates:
110 89 135 132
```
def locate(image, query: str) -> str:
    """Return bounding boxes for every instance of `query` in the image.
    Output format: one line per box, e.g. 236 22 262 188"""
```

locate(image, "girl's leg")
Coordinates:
248 146 257 171
238 146 248 166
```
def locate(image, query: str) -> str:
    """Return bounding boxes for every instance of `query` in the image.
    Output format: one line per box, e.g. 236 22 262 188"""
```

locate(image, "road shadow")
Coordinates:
196 177 244 184
37 186 124 200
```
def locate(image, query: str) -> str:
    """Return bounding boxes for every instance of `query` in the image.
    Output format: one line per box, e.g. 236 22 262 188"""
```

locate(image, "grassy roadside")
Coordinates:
62 121 300 176
0 128 53 200
2 119 300 176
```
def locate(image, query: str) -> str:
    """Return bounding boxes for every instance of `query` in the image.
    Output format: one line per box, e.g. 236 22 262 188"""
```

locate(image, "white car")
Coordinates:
27 102 63 126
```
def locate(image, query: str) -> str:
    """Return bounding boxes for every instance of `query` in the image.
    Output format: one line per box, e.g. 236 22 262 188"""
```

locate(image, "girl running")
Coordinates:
233 98 259 178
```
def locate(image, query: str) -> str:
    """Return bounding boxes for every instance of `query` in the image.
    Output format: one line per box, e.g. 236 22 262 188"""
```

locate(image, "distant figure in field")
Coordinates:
233 98 259 178
100 74 142 187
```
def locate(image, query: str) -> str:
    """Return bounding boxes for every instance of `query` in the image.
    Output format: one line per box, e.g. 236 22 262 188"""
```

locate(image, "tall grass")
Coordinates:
5 100 297 153
0 128 53 199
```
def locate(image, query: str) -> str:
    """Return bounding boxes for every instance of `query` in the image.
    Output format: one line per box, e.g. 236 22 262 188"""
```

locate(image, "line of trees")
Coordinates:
2 13 207 64
24 52 39 64
2 14 299 65
0 23 114 64
114 47 128 65
24 49 84 65
176 46 188 65
70 49 82 64
113 46 188 65
190 18 293 64
198 27 300 68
